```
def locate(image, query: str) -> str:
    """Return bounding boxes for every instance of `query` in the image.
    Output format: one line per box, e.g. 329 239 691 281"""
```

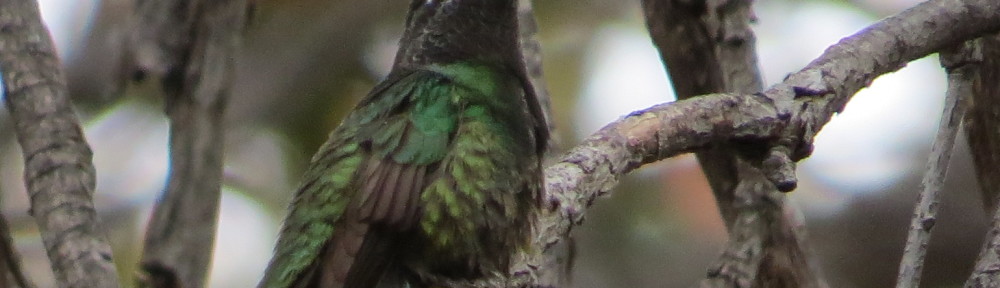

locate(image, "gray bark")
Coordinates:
895 41 976 288
517 0 1000 286
641 0 825 286
962 34 1000 288
0 212 36 288
964 34 1000 215
127 1 250 287
0 0 121 287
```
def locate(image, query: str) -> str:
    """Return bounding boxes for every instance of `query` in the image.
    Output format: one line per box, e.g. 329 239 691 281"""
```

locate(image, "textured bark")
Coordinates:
964 34 1000 215
895 41 975 288
968 206 1000 288
516 0 999 286
0 1 121 287
0 212 36 288
766 0 999 150
962 34 1000 288
127 1 250 287
642 0 824 287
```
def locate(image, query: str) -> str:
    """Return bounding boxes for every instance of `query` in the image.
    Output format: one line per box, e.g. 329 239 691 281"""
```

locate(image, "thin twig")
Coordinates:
894 41 976 288
0 0 120 287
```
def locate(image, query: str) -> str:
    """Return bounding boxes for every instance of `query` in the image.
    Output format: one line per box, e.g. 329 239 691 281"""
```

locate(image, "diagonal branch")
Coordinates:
509 0 1000 286
894 40 976 288
0 0 121 287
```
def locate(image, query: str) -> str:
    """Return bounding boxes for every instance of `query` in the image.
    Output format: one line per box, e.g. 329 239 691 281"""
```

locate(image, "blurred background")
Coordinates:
0 0 987 287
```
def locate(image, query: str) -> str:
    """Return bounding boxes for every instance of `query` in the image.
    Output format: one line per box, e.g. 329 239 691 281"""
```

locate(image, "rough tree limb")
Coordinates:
490 0 1000 286
962 33 1000 288
963 33 1000 214
0 1 121 287
127 0 250 287
0 212 36 288
894 41 975 288
641 0 824 287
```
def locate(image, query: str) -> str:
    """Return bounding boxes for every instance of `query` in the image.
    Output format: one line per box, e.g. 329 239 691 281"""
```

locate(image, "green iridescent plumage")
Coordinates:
259 1 548 286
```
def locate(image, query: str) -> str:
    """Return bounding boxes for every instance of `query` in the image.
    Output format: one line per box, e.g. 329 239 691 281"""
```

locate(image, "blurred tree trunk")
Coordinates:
641 0 824 287
124 0 251 287
0 213 35 288
964 34 1000 215
963 33 1000 288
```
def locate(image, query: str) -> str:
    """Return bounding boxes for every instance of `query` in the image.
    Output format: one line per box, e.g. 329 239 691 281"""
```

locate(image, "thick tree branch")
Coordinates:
497 0 1000 286
962 33 1000 288
895 41 975 288
768 0 1000 153
963 33 1000 214
642 0 824 286
0 1 121 287
128 1 250 287
642 0 735 224
968 206 1000 288
0 212 36 288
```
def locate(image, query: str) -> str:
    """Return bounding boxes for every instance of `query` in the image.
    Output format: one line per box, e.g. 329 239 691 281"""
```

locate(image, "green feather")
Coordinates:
260 62 543 287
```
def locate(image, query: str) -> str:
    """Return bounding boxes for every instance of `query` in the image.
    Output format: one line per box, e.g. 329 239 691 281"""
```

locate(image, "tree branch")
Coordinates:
961 33 1000 288
642 0 824 286
0 1 121 287
0 212 36 288
768 0 999 152
508 0 1000 286
894 40 975 288
127 1 250 287
963 33 1000 214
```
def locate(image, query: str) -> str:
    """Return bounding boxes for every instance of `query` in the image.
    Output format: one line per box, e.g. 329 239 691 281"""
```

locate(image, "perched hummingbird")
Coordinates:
258 0 549 287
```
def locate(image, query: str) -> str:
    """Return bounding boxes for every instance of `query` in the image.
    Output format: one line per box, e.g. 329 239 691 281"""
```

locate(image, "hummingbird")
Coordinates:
258 0 550 287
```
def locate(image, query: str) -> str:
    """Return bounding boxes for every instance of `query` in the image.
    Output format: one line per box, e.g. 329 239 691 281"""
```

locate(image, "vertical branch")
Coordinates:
0 0 121 287
128 0 250 287
0 212 36 288
963 34 1000 214
641 0 824 287
961 34 1000 288
894 41 976 288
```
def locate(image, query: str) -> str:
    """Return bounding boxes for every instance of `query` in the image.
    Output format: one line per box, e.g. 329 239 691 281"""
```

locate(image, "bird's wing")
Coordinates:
258 69 460 288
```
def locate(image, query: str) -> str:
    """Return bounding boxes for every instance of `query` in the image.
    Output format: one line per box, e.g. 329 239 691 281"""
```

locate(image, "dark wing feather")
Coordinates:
258 69 423 288
314 69 459 288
